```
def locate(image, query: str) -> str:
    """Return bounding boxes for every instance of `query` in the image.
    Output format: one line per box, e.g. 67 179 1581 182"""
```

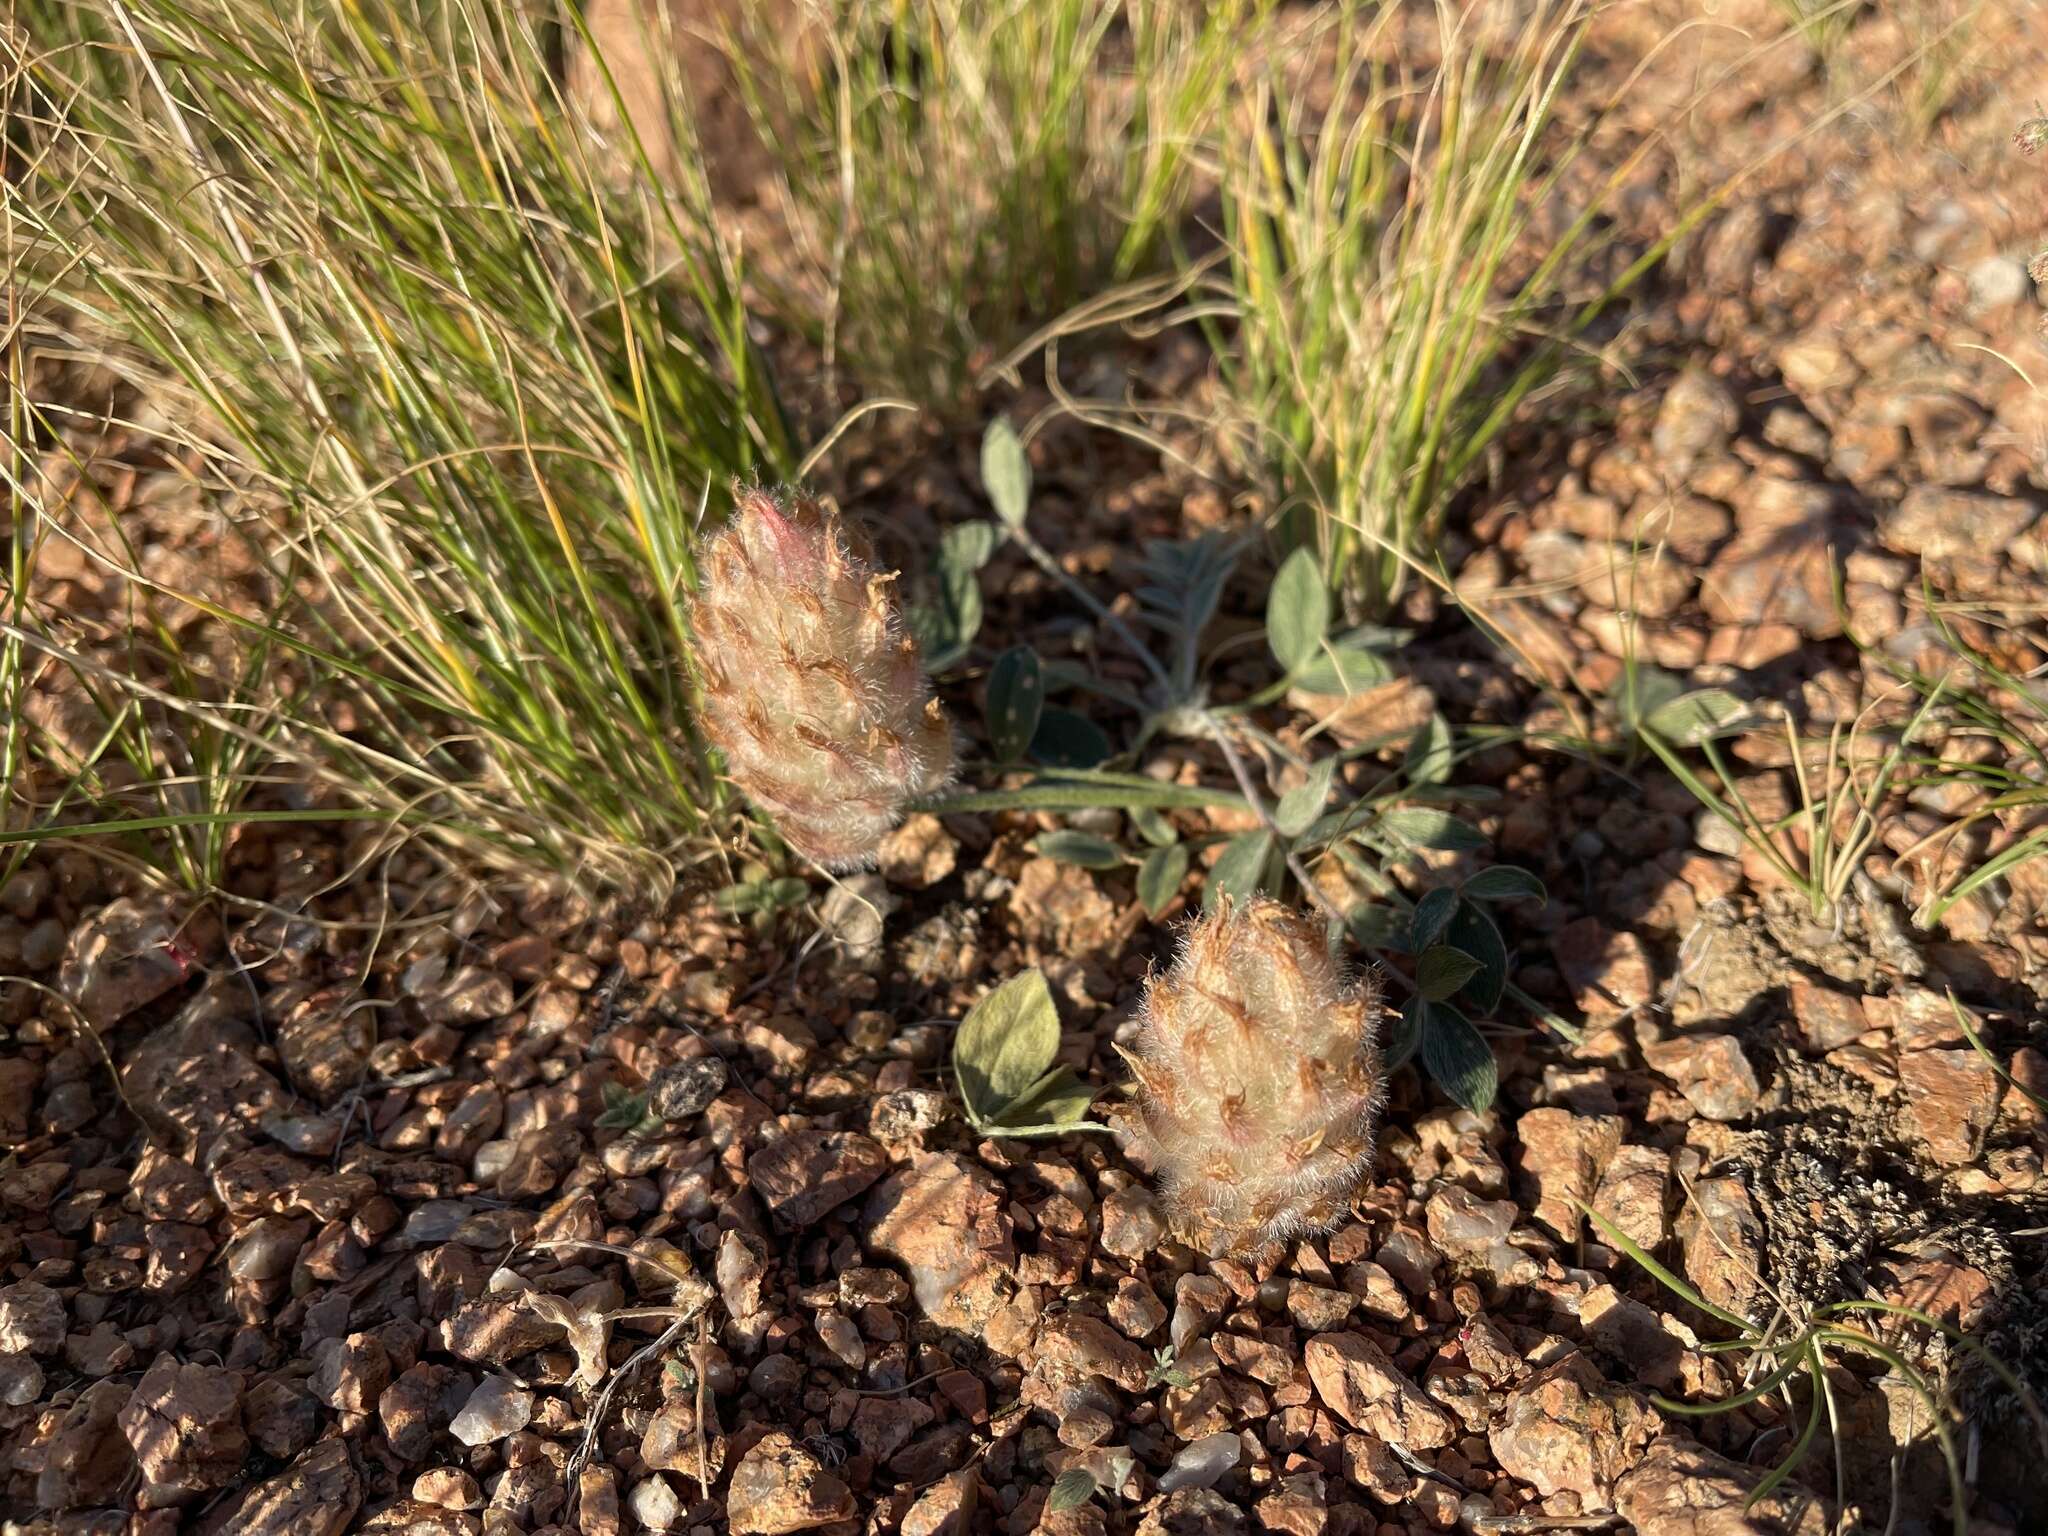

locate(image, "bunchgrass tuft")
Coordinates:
724 0 1263 414
1202 0 1681 619
6 0 796 896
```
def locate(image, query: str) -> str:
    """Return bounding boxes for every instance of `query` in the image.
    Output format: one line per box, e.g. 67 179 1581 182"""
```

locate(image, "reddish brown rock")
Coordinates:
747 1130 889 1230
218 1439 361 1536
1515 1108 1626 1241
1897 1049 2000 1167
1640 1034 1760 1122
863 1152 1016 1330
1489 1352 1660 1502
117 1354 250 1506
1614 1432 1829 1534
1675 1177 1763 1318
726 1430 856 1535
1303 1332 1454 1451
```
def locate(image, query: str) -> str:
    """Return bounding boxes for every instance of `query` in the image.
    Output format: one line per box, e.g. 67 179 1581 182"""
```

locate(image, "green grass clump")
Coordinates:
6 0 795 895
1204 0 1668 619
725 0 1262 414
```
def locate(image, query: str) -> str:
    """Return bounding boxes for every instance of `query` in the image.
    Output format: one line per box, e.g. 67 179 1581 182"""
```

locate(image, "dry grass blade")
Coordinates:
5 0 798 895
724 0 1264 414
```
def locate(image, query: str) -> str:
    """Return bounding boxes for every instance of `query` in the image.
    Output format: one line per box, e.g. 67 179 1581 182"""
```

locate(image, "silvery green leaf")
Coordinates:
953 970 1060 1125
1267 546 1329 674
1274 757 1336 838
1032 830 1124 869
981 419 1032 529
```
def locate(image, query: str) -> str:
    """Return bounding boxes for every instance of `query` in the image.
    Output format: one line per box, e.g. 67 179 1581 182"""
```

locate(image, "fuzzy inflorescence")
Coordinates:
1121 897 1384 1259
692 488 952 869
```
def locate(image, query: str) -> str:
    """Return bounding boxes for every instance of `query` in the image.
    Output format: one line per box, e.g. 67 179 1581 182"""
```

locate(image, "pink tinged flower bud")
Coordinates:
694 489 953 869
1121 897 1384 1259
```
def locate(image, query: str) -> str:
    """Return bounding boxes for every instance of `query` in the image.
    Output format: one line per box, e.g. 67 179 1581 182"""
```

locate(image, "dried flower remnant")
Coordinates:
2017 115 2048 155
1120 897 1384 1259
693 488 953 868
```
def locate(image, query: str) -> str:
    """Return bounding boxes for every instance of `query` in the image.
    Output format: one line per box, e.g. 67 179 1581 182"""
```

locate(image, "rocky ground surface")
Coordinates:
8 3 2048 1534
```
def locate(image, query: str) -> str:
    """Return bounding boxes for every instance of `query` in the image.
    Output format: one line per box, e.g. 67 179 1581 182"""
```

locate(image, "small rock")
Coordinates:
36 1378 135 1510
902 1466 976 1536
1254 1472 1326 1536
877 814 958 888
1789 982 1866 1052
1615 1432 1828 1535
414 1468 484 1510
1490 1352 1659 1502
276 985 372 1104
218 1440 361 1536
1640 1033 1760 1121
1589 1144 1670 1251
1966 254 2029 313
1579 1285 1687 1391
1882 487 2038 561
1303 1333 1454 1451
118 1354 251 1506
748 1130 889 1229
1897 1049 2000 1167
244 1377 320 1459
1675 1177 1763 1317
1651 370 1739 470
1136 1487 1246 1536
1099 1184 1167 1259
420 966 513 1025
448 1375 532 1446
726 1430 856 1535
311 1331 392 1414
1424 1186 1517 1254
629 1474 686 1533
1551 919 1653 1016
0 1350 45 1406
1515 1109 1625 1241
820 873 895 957
0 1279 66 1355
1157 1430 1242 1493
863 1152 1015 1330
61 894 215 1025
648 1057 727 1121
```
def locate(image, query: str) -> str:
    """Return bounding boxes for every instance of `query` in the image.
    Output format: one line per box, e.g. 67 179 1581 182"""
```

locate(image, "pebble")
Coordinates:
1156 1430 1241 1493
726 1431 855 1534
629 1474 686 1533
448 1375 533 1445
1639 1033 1761 1121
649 1055 728 1120
1303 1332 1455 1450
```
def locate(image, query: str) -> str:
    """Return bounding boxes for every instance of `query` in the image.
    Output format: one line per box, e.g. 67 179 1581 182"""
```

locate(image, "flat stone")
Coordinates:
1303 1332 1454 1450
726 1430 855 1535
1551 919 1654 1016
37 1379 136 1510
1881 487 2038 561
118 1354 250 1506
1640 1034 1760 1122
448 1375 531 1446
0 1280 65 1355
748 1130 889 1230
863 1152 1016 1330
1675 1177 1762 1318
218 1440 361 1536
1589 1144 1670 1252
1489 1352 1660 1503
1515 1109 1626 1241
1897 1049 2000 1167
1615 1432 1828 1535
